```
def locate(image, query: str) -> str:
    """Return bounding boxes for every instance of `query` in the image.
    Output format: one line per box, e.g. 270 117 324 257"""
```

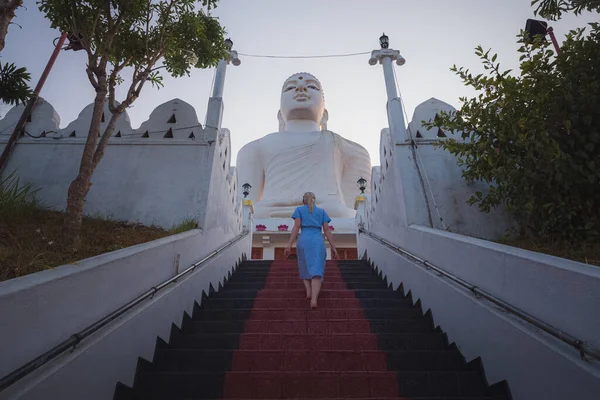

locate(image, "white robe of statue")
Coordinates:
237 72 371 218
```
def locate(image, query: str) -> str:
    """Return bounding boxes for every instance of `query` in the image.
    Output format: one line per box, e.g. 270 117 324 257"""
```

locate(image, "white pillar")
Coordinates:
354 194 368 231
242 200 254 259
263 247 275 260
369 46 408 143
211 49 241 99
205 47 241 135
212 59 228 98
242 200 254 231
381 57 399 101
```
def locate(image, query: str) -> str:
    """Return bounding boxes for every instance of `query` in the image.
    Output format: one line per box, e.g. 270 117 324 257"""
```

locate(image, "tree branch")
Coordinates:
85 66 101 90
7 0 23 9
107 56 133 110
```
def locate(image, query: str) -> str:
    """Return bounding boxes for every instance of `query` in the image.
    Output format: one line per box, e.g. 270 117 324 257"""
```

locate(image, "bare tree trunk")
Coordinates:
64 90 107 246
93 111 122 167
0 0 23 53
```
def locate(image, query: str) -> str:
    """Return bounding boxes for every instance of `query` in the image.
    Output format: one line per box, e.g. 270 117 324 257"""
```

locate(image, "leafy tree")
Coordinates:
0 1 32 106
428 25 600 242
37 0 228 244
0 61 31 105
532 0 600 20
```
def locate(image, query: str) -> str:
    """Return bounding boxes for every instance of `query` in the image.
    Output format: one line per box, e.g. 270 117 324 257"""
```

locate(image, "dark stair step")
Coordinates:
181 318 433 334
235 270 375 276
207 289 403 299
151 349 466 372
169 333 449 351
226 276 377 282
199 297 413 310
220 281 389 290
132 370 491 399
191 307 424 322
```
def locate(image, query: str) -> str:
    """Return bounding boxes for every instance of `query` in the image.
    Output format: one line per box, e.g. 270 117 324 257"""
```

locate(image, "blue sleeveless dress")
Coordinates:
291 205 331 280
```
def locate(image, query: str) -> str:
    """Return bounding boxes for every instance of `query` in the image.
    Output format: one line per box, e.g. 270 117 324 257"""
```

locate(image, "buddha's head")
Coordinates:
278 72 328 131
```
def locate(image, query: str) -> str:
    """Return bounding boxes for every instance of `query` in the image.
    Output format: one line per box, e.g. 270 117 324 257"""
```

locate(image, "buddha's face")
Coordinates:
280 73 325 123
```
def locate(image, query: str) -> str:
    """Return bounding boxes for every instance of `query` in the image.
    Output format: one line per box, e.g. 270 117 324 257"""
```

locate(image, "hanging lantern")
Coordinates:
242 183 251 198
357 177 367 194
379 33 389 49
224 38 233 50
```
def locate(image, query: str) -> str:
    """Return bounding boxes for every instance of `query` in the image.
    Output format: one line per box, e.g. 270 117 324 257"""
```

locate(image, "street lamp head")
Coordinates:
396 56 406 66
242 182 252 198
525 19 548 39
63 33 84 51
357 177 367 194
379 33 389 49
224 38 233 50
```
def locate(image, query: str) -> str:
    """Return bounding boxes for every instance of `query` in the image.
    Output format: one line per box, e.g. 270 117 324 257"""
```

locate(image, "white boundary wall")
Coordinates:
358 228 600 400
0 227 250 400
363 96 600 399
0 98 241 230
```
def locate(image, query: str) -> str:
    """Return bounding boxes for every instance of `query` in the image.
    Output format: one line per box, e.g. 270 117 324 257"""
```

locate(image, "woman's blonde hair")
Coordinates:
302 192 316 213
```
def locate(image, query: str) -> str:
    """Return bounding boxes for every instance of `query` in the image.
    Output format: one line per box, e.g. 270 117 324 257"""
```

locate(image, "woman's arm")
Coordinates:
284 218 301 256
322 222 339 259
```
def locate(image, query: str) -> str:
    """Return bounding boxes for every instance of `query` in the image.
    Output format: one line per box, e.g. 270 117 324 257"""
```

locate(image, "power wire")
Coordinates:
237 51 371 59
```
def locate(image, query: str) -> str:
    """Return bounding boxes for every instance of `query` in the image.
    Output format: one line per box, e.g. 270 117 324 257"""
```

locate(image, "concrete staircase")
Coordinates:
114 260 511 399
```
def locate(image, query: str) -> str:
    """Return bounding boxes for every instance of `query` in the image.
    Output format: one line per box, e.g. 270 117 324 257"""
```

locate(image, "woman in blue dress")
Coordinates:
284 192 339 309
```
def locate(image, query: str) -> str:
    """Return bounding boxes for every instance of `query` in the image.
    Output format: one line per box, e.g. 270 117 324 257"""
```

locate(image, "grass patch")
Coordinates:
0 208 182 282
0 173 200 282
170 217 198 234
498 236 600 266
0 171 42 220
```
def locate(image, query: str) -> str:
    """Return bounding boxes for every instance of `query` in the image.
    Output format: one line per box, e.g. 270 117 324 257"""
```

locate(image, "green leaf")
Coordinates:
436 20 600 242
0 62 32 105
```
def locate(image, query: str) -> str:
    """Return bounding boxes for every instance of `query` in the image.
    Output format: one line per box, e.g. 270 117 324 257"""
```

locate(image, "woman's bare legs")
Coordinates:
310 277 322 309
303 279 311 299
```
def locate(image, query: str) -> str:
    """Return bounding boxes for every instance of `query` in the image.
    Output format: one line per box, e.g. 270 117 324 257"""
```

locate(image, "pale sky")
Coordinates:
1 0 597 166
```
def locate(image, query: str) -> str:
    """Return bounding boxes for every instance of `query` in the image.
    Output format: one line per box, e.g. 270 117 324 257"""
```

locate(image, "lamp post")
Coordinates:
0 32 74 173
241 182 254 232
212 38 241 99
525 19 560 54
205 38 241 135
368 33 407 144
357 177 367 194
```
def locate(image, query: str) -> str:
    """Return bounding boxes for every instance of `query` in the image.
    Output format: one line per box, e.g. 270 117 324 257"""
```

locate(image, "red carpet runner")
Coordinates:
222 260 403 399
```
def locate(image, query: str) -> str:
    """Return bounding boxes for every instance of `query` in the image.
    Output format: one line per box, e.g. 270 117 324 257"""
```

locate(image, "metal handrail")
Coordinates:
0 231 250 392
359 228 600 362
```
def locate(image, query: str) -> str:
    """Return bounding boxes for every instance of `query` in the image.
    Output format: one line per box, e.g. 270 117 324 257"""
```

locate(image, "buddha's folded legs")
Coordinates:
254 201 356 219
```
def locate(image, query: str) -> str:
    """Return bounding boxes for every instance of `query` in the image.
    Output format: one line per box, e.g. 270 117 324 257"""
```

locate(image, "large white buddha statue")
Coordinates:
237 72 371 218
